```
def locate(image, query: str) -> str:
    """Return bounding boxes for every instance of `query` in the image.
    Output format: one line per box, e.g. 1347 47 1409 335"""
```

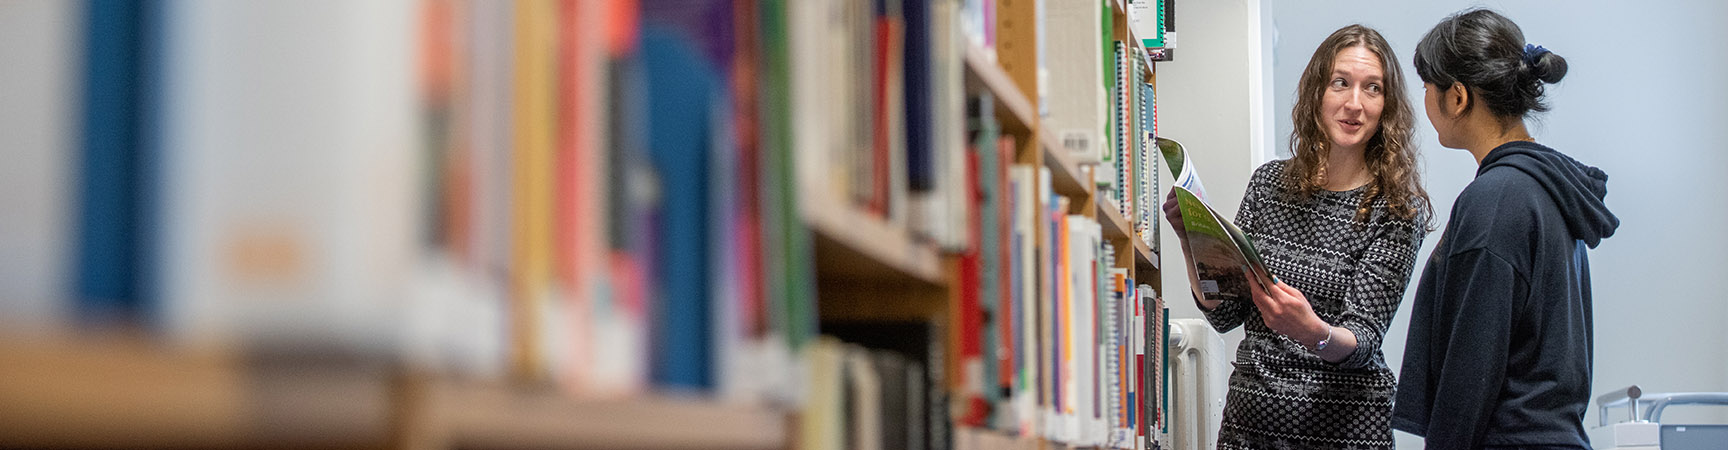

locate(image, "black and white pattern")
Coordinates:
1202 160 1426 450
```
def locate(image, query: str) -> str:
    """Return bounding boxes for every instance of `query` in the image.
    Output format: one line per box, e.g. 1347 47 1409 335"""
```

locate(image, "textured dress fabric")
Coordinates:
1201 160 1426 449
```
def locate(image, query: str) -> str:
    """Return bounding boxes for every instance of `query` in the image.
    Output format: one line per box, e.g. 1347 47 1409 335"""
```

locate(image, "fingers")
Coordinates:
1246 272 1264 298
1245 267 1275 309
1163 190 1184 233
1274 282 1304 301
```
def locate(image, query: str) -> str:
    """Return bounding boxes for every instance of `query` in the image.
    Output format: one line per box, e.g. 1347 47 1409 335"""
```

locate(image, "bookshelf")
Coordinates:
1039 134 1092 199
806 197 946 286
0 0 1177 449
964 44 1038 135
1097 197 1161 272
935 0 1169 446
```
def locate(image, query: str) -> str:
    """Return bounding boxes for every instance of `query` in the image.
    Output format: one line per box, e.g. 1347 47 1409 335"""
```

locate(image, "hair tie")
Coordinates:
1522 43 1550 66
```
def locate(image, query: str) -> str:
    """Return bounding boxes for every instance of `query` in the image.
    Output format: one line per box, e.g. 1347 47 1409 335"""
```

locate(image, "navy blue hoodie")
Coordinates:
1392 141 1620 449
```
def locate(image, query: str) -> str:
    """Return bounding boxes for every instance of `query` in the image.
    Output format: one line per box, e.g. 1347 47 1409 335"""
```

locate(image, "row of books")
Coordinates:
1105 42 1162 254
0 0 855 408
789 0 1174 254
786 0 1173 256
934 90 1169 449
786 0 983 253
418 0 822 405
813 323 947 450
802 337 929 450
1042 1 1164 256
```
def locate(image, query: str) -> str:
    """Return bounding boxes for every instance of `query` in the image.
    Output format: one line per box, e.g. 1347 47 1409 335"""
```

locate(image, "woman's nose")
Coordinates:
1344 90 1364 111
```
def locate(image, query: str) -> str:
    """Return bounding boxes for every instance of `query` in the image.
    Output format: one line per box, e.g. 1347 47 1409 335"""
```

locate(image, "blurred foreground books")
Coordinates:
1 0 1177 449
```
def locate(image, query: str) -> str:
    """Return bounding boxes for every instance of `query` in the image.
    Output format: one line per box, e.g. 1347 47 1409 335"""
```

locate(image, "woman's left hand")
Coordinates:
1246 278 1331 348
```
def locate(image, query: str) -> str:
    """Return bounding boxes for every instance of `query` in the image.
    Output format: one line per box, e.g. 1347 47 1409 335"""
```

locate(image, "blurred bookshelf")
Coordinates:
806 195 945 286
1042 134 1096 199
0 333 396 449
401 379 787 450
964 44 1037 135
0 0 1177 449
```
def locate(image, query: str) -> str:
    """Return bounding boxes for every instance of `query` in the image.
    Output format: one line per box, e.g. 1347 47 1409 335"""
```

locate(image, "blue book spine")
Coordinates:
77 0 163 323
643 27 720 391
902 0 934 191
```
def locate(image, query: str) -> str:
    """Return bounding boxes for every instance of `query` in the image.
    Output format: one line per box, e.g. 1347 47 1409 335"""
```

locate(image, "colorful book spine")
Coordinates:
641 23 724 391
552 0 604 393
77 0 162 322
996 136 1018 429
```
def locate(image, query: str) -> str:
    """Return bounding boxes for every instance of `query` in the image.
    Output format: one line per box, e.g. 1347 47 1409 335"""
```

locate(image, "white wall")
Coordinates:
1260 0 1728 446
1156 0 1276 366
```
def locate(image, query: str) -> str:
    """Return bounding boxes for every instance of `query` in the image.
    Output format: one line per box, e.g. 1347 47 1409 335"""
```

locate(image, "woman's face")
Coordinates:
1423 82 1463 149
1320 46 1386 153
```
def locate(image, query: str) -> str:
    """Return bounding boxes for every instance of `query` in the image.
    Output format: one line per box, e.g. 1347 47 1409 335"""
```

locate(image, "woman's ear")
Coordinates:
1445 82 1470 118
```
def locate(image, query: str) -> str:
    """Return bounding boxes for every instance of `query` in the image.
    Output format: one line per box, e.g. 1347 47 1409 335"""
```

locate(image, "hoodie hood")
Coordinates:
1479 141 1620 248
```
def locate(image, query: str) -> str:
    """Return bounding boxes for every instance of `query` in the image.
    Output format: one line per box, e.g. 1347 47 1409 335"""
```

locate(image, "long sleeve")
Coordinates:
1333 217 1424 369
1408 247 1522 450
1199 289 1253 333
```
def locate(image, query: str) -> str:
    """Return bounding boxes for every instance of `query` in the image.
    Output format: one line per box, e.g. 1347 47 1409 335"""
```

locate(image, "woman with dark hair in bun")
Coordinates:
1392 9 1620 450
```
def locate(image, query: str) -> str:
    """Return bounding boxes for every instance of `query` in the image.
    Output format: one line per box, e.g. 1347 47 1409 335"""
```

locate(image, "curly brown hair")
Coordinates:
1286 24 1432 227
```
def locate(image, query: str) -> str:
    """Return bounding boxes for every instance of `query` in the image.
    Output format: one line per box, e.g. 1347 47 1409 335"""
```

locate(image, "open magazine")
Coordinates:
1157 138 1275 301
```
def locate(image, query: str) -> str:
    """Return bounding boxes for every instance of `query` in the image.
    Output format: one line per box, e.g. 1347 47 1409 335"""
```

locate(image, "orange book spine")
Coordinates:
510 0 557 381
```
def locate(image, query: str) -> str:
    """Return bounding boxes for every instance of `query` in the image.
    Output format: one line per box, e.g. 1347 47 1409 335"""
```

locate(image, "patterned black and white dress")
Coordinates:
1202 160 1426 450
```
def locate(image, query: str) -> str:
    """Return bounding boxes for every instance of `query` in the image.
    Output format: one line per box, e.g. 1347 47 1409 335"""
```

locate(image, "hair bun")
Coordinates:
1528 48 1568 84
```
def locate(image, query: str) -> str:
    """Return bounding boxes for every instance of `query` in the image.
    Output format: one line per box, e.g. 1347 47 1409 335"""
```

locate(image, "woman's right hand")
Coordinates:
1163 189 1186 235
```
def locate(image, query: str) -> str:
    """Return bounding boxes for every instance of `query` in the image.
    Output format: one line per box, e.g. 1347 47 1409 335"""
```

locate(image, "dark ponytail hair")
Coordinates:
1414 8 1567 118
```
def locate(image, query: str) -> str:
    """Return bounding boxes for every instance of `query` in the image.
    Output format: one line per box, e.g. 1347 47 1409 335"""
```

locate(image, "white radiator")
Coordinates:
1166 319 1228 450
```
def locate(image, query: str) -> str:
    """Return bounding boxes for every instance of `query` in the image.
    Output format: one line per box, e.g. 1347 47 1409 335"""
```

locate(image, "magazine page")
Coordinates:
1157 138 1274 301
1162 137 1207 202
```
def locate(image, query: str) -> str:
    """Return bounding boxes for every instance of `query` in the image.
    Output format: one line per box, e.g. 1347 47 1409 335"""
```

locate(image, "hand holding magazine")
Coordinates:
1157 138 1275 301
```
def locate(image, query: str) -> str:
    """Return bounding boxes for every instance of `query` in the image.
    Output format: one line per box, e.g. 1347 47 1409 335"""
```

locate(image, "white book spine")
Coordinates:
158 0 418 355
0 0 77 330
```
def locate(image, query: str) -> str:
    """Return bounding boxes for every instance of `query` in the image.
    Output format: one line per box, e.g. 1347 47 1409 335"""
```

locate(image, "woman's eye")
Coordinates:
1331 78 1347 88
1367 84 1382 94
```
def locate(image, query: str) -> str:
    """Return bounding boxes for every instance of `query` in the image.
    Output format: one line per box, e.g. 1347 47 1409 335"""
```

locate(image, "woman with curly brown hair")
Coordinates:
1163 24 1432 449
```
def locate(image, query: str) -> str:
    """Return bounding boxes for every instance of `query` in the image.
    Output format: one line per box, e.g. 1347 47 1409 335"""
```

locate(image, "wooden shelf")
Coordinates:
413 380 787 450
0 333 789 450
1039 132 1091 198
0 333 395 449
804 195 945 286
818 278 949 323
964 44 1037 134
1097 196 1132 242
0 334 248 448
1096 197 1160 273
1138 239 1160 272
954 427 1042 450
